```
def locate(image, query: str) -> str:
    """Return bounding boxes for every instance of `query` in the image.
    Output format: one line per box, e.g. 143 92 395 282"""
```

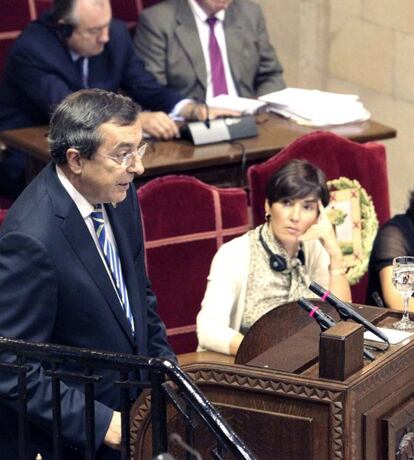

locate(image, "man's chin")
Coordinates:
108 191 128 204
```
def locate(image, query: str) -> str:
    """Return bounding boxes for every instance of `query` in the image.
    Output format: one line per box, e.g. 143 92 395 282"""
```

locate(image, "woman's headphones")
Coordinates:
259 224 305 272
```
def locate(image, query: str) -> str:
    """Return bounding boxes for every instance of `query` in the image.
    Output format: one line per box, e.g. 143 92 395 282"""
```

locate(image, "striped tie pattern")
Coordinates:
91 205 135 333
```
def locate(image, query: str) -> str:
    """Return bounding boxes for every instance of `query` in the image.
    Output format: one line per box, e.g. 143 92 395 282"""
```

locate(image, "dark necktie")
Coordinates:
75 57 88 88
206 16 228 96
91 204 135 333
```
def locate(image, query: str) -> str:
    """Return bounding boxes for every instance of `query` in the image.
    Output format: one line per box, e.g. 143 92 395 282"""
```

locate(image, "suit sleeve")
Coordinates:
7 43 73 117
133 12 169 87
116 21 183 113
253 6 286 96
0 232 112 451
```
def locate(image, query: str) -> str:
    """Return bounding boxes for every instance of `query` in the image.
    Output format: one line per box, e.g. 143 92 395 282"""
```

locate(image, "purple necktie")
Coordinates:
206 16 228 97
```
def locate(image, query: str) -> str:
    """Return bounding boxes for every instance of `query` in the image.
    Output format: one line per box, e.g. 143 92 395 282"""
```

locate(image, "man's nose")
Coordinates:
99 26 110 43
127 156 144 176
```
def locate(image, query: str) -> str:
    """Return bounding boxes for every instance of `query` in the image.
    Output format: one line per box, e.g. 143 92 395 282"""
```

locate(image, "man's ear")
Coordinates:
66 148 83 174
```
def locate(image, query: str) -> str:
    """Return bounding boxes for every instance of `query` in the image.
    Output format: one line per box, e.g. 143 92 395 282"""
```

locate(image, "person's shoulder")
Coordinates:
11 16 56 54
386 213 411 227
376 213 408 235
0 169 53 239
140 0 177 17
230 0 262 16
214 232 250 259
109 18 130 36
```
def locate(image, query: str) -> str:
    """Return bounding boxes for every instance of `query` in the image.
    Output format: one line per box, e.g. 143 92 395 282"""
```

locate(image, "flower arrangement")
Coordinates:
327 177 379 285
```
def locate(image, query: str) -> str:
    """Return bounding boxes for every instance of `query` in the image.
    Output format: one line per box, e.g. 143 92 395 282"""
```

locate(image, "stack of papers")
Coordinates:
208 94 267 115
364 327 413 344
259 87 371 127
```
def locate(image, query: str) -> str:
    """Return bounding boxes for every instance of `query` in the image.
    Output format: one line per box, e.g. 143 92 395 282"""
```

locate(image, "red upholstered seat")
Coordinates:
0 0 34 74
138 175 249 354
247 130 390 303
111 0 142 27
0 209 7 227
0 195 13 227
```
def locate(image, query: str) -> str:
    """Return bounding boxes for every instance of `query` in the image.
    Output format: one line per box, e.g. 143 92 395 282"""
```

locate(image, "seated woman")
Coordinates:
366 191 414 310
197 160 351 355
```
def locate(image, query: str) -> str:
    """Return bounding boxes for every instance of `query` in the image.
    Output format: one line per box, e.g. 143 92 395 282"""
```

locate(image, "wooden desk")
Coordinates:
133 304 414 460
0 115 397 187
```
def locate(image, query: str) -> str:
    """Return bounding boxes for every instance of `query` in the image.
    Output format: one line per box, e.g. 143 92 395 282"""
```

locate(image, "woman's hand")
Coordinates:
299 201 341 257
300 201 351 301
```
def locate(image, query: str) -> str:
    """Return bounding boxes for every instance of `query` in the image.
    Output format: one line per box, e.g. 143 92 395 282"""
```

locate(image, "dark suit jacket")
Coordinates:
133 0 285 101
0 164 174 459
0 12 183 131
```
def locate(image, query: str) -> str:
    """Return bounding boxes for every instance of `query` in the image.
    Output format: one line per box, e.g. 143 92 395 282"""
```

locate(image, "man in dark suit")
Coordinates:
0 0 235 198
134 0 285 102
0 88 175 459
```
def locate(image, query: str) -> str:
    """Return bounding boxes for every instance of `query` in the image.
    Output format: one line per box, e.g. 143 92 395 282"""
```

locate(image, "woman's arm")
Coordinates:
197 237 248 355
300 202 351 301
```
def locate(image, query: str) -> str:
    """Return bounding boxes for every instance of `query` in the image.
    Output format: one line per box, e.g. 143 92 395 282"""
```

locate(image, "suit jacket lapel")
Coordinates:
223 3 244 92
48 169 135 346
175 0 207 93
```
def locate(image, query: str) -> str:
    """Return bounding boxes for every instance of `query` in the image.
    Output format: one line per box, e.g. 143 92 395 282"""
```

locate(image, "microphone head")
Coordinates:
309 281 326 297
298 298 317 313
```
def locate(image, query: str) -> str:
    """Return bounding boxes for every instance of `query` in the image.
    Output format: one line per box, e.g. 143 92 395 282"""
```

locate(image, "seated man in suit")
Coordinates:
0 88 175 459
134 0 286 102
0 0 236 197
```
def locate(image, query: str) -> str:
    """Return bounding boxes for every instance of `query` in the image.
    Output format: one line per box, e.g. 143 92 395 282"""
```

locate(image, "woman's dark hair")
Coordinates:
407 191 414 219
265 160 330 206
49 88 141 165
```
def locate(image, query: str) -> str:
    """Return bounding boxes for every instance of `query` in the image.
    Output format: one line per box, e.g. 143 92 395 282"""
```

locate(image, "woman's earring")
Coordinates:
265 213 271 222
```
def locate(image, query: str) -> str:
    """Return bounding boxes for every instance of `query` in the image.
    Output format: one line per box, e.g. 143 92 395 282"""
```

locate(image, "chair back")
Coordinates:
0 195 13 227
247 130 390 303
111 0 143 27
138 175 249 354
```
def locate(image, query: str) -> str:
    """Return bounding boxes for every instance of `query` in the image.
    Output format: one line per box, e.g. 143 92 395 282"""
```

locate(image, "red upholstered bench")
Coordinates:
138 175 250 354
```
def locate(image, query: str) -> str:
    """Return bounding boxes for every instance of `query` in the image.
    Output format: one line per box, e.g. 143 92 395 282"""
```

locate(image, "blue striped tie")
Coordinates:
91 204 135 333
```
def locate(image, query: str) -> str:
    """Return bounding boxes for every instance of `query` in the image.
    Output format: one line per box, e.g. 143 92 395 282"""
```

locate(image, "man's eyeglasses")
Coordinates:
99 143 148 168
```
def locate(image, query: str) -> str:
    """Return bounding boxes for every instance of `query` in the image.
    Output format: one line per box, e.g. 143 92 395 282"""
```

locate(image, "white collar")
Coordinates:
187 0 226 22
56 165 95 218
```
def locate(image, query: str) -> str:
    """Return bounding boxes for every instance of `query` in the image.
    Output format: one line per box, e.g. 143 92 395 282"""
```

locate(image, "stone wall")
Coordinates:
260 0 412 213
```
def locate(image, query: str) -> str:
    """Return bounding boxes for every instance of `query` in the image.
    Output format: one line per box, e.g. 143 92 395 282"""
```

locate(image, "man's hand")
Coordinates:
179 102 241 121
104 411 122 451
140 112 179 140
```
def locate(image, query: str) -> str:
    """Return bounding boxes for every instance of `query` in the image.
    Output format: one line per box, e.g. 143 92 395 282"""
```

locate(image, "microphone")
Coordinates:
298 298 335 331
309 281 389 344
204 102 210 129
298 298 375 361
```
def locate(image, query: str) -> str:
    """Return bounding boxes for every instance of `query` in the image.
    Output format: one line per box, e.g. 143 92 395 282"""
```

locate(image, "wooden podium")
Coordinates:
131 301 414 459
